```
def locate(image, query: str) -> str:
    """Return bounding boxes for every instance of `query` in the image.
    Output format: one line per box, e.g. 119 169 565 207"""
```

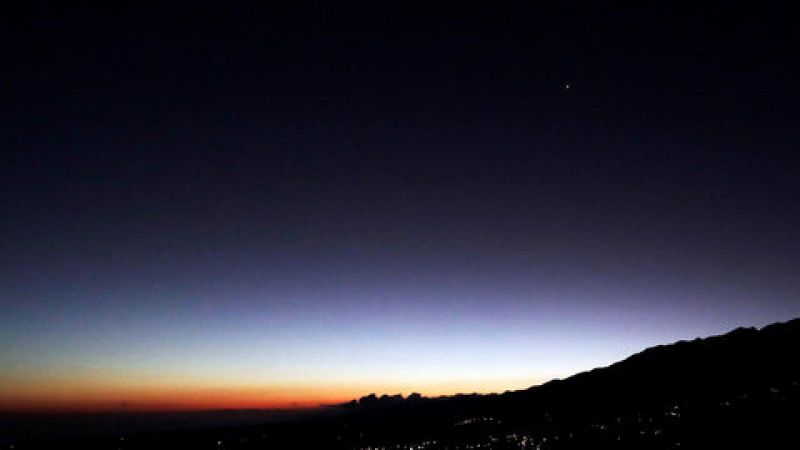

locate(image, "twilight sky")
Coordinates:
1 1 799 411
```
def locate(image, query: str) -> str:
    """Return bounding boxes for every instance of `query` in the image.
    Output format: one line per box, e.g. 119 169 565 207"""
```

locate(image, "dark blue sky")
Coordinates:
1 1 799 410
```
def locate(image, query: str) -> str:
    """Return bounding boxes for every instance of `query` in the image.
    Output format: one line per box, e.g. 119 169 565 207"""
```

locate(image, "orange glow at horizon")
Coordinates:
0 376 548 413
0 388 349 413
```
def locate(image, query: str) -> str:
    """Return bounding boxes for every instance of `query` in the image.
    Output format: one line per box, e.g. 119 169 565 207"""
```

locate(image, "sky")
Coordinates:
1 1 799 412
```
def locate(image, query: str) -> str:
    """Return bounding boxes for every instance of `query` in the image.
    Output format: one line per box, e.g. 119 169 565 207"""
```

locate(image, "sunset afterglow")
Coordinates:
2 1 798 418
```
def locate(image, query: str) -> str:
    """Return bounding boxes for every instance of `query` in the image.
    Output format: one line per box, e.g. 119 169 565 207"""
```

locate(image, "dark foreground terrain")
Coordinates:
2 318 799 449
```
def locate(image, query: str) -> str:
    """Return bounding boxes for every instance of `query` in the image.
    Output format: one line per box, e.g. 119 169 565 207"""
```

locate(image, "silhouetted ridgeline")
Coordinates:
516 317 800 410
335 318 800 449
3 318 799 449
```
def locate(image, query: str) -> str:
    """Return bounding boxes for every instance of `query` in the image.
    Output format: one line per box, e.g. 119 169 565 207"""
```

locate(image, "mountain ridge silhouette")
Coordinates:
331 318 799 448
346 317 800 417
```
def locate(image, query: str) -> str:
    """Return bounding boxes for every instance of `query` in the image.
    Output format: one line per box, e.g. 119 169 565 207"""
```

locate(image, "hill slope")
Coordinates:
342 318 800 448
514 318 800 411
